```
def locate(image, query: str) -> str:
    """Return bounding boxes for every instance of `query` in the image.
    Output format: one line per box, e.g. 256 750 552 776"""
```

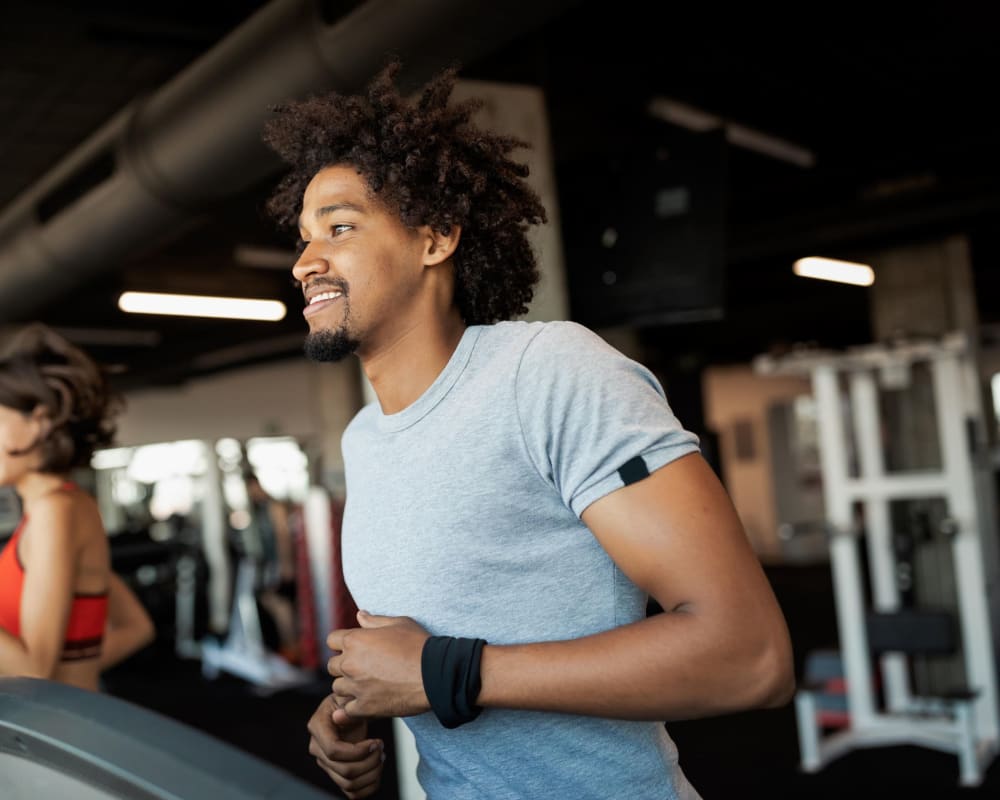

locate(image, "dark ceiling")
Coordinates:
2 0 999 390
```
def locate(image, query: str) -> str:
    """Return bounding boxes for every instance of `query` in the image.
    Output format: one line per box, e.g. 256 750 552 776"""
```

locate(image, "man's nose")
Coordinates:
292 245 328 284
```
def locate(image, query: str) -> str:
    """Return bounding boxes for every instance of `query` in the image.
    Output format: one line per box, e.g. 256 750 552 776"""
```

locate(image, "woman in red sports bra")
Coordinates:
0 323 152 691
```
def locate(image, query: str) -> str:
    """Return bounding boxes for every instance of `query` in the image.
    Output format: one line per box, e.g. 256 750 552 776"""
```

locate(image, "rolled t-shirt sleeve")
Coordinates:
515 321 701 517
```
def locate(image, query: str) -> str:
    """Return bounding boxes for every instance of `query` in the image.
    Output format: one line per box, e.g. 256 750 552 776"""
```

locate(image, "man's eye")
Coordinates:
295 238 308 255
331 224 353 236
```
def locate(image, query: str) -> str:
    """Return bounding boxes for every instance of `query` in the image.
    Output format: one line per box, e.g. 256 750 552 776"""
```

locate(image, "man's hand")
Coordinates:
307 695 384 799
327 611 431 722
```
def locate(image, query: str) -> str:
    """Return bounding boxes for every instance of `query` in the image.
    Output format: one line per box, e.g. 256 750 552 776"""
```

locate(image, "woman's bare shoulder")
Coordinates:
32 487 104 540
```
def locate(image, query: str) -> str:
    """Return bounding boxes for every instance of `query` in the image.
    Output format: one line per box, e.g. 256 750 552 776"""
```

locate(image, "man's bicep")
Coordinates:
580 452 760 613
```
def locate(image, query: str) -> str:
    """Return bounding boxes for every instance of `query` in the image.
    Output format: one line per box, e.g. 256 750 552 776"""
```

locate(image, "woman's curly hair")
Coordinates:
0 323 123 472
262 60 547 325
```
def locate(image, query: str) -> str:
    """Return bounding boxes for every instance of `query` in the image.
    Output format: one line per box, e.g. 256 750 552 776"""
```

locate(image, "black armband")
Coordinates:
421 635 487 729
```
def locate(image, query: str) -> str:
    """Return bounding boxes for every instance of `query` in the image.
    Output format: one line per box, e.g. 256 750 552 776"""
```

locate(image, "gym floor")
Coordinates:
101 564 1000 799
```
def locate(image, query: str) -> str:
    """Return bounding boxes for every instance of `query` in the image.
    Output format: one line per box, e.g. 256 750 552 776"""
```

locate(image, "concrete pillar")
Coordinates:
864 234 989 464
868 235 978 343
451 79 570 323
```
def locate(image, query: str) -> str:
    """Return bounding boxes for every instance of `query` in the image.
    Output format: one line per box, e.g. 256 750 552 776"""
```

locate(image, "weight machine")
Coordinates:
755 333 1000 786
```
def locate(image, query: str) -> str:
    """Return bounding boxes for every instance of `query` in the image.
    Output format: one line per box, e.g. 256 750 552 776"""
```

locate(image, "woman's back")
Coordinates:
7 483 110 691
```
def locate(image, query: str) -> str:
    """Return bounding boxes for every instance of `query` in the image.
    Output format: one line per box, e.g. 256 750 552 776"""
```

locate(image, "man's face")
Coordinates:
292 164 427 362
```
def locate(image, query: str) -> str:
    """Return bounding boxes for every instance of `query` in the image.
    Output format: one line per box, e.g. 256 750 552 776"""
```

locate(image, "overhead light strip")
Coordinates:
118 291 286 321
647 97 816 168
793 257 875 286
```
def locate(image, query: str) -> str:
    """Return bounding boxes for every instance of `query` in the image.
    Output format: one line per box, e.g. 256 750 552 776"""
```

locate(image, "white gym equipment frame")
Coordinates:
199 556 315 694
199 452 314 693
755 332 1000 786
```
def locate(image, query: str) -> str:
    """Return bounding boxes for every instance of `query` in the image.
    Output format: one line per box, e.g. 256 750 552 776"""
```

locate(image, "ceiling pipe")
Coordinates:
0 0 576 320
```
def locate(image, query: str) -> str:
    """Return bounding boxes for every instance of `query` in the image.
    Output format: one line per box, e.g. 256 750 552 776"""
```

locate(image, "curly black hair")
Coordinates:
0 323 122 472
262 60 547 325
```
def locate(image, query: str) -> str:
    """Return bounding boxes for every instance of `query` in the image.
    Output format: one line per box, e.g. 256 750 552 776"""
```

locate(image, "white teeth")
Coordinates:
308 291 342 305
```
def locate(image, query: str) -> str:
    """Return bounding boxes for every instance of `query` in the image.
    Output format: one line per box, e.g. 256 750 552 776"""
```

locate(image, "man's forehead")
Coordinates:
299 167 372 228
304 165 369 205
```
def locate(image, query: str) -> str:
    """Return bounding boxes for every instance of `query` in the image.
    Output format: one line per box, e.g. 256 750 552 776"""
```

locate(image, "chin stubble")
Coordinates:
303 328 360 362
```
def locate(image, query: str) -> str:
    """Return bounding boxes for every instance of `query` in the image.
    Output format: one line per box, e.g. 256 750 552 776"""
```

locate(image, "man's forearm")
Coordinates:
477 609 793 721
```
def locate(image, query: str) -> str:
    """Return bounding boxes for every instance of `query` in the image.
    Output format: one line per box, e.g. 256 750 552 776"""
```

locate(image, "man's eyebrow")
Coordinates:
298 202 366 230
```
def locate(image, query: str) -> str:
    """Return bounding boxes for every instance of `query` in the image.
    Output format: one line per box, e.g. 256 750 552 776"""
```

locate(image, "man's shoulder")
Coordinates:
489 320 625 373
479 319 602 360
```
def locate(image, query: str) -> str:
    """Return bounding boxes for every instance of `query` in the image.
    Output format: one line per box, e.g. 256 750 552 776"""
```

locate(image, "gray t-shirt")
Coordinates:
342 320 702 800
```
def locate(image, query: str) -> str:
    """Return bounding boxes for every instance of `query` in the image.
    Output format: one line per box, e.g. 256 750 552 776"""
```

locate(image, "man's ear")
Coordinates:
422 225 462 267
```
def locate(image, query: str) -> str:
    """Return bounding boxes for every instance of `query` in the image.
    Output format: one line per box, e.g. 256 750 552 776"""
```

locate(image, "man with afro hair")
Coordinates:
264 60 793 800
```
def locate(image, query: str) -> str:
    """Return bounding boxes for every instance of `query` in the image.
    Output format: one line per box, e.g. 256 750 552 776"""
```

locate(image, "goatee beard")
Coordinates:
304 328 360 362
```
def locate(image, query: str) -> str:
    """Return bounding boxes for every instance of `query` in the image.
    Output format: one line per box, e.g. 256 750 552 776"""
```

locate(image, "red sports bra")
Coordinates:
0 516 109 662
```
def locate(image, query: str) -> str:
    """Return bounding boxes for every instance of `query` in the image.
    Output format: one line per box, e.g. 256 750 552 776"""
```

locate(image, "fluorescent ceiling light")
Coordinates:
647 96 816 168
793 257 875 286
118 291 286 321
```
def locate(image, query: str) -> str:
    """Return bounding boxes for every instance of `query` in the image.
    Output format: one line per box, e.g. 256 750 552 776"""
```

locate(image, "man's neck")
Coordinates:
361 309 466 415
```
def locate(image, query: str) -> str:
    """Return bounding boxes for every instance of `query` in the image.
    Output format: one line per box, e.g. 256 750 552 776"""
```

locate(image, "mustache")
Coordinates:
301 277 349 298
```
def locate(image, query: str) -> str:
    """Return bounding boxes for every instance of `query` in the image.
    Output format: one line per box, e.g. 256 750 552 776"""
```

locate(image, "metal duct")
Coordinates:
0 0 575 319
